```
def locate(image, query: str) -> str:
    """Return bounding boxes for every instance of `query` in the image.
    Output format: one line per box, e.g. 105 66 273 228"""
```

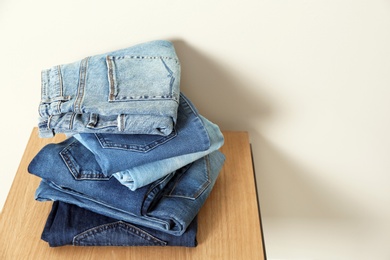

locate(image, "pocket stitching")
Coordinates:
166 155 211 200
73 221 167 246
106 55 178 102
59 140 109 180
95 128 177 152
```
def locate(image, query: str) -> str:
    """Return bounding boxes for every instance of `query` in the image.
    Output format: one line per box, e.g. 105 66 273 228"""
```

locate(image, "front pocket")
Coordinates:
95 129 177 152
106 55 179 102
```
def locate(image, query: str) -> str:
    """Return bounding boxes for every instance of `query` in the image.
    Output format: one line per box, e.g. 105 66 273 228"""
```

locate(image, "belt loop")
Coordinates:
117 114 125 132
87 113 98 128
47 115 53 130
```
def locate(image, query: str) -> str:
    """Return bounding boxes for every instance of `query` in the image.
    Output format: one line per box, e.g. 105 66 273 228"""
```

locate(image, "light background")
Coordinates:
1 1 390 259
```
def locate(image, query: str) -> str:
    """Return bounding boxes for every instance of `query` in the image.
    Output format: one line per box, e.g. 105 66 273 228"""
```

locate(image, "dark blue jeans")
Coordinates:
42 201 197 247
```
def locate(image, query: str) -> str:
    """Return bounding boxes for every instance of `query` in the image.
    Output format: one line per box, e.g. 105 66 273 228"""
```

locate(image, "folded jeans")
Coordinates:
42 201 197 247
38 40 180 137
72 93 224 190
29 150 225 236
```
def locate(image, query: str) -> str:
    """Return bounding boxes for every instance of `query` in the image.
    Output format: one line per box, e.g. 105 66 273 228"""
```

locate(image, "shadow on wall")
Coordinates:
171 39 362 220
171 39 273 130
255 136 365 220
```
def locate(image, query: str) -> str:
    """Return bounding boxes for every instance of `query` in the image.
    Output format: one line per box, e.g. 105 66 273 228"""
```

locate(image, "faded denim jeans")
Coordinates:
42 201 197 247
39 40 180 138
72 93 224 190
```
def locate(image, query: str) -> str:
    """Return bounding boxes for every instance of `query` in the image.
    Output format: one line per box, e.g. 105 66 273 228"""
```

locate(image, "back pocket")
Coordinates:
164 156 211 200
73 221 167 246
106 55 179 102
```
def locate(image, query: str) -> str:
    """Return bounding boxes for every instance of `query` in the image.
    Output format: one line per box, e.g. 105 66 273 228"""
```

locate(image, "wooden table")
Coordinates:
0 128 265 260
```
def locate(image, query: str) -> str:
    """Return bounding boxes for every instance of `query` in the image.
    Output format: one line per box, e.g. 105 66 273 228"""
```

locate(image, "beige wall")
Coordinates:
1 1 390 259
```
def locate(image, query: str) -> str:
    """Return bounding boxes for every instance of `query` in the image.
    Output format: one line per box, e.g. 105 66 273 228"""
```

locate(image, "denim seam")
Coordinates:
57 65 63 97
41 69 47 100
74 57 89 114
106 56 116 101
106 55 178 102
180 94 209 135
179 94 211 149
85 115 118 129
165 155 211 200
59 140 109 180
41 179 171 231
142 173 175 215
160 57 175 95
114 95 178 102
72 221 167 246
95 128 177 152
180 93 197 116
40 96 71 104
56 65 63 114
110 55 178 61
69 113 76 130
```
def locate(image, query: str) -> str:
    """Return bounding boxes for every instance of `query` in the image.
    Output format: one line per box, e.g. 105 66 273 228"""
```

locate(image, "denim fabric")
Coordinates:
113 115 224 190
38 40 180 138
73 93 210 174
29 150 225 236
71 93 223 190
42 201 197 247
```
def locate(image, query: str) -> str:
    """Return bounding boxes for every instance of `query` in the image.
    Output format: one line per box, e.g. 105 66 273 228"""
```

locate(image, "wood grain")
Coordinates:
0 129 264 260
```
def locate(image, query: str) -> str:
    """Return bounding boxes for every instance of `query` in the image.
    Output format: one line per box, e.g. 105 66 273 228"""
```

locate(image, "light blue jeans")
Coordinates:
39 40 180 137
113 115 224 190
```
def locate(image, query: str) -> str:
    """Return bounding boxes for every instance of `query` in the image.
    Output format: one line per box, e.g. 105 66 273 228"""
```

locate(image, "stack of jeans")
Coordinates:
28 40 225 247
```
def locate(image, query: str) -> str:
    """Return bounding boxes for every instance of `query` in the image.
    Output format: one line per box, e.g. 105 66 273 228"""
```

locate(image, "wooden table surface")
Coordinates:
0 128 265 260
